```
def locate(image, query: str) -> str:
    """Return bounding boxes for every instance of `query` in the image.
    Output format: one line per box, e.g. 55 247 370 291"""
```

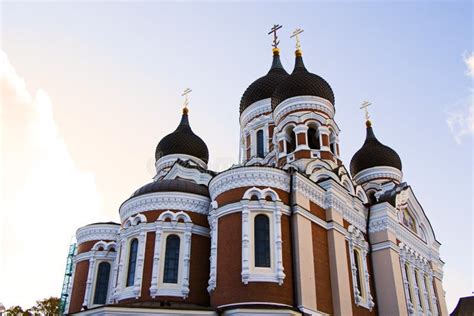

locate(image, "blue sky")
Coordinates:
1 1 472 311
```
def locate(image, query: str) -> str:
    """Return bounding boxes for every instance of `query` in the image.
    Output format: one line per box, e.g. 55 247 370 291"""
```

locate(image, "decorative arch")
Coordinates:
309 168 340 183
355 186 368 204
305 159 333 175
157 210 192 224
340 174 355 195
123 213 147 228
242 187 280 202
92 241 117 252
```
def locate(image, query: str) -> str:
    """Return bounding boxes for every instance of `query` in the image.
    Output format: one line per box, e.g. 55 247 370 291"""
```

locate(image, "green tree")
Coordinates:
5 305 30 316
29 297 60 316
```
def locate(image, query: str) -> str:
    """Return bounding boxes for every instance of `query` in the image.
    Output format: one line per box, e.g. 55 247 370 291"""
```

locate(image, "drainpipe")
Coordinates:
288 167 300 313
366 203 379 316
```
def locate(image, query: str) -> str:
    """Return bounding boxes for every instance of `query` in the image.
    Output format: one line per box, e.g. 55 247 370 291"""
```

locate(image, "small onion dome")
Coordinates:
155 108 209 163
271 50 335 110
131 179 209 198
350 121 402 177
239 48 289 113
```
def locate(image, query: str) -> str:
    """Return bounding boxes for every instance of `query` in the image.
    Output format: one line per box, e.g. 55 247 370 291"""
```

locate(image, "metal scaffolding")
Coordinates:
59 242 76 315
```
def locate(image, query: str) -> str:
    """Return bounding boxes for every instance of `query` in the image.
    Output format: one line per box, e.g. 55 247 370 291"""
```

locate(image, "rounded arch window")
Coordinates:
256 129 264 158
329 128 337 155
163 234 181 284
126 238 138 287
93 262 111 305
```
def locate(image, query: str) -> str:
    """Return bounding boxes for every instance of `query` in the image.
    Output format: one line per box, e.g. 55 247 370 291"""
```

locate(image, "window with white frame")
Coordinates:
307 122 320 150
256 129 265 158
126 238 139 287
149 211 192 298
241 187 285 285
93 262 111 304
347 225 374 310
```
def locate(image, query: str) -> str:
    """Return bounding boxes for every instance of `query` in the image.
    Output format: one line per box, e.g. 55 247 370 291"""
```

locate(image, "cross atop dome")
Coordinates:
360 101 372 126
290 28 304 54
268 24 283 53
182 88 192 114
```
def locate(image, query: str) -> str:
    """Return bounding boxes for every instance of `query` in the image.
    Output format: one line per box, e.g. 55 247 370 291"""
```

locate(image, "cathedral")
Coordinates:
63 28 449 316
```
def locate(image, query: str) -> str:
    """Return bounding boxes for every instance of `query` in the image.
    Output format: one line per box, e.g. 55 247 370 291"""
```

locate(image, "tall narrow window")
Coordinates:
405 264 414 304
353 249 363 296
286 129 296 154
256 130 264 158
93 262 111 304
330 130 337 155
424 275 433 312
402 209 417 233
254 214 270 267
163 235 180 283
126 238 138 287
308 127 320 149
415 269 425 311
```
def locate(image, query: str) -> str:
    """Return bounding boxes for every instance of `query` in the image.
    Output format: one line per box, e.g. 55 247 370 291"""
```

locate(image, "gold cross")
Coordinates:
268 24 283 49
360 101 372 121
290 28 304 51
182 88 192 109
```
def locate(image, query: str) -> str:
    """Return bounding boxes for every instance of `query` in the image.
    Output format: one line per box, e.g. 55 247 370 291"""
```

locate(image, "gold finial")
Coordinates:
360 101 372 126
268 24 283 53
291 28 304 54
182 88 192 114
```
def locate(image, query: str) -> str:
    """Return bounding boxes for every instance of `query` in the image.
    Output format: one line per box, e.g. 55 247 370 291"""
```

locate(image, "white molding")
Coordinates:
82 251 117 308
353 166 403 185
273 96 335 126
119 192 210 221
76 224 120 245
75 306 217 315
346 225 375 310
209 167 290 200
207 206 218 292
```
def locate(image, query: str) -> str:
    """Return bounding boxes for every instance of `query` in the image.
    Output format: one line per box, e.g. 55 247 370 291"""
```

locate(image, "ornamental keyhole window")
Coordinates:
93 262 111 305
256 130 265 158
307 126 320 150
163 234 181 284
126 238 139 287
254 214 271 268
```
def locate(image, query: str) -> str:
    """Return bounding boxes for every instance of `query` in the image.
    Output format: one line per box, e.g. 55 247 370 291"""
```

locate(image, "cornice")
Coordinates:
273 96 335 126
240 98 272 128
119 192 210 222
76 224 120 245
209 167 290 200
353 166 403 185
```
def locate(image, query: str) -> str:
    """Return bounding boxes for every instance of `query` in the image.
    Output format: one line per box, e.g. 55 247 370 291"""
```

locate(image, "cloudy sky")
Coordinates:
0 1 472 312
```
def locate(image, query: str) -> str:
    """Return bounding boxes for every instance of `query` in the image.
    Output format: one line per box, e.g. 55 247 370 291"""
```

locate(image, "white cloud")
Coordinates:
0 50 106 309
446 53 474 144
463 52 474 78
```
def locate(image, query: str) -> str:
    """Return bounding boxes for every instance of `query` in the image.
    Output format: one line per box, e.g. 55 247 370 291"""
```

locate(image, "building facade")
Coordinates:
64 39 449 316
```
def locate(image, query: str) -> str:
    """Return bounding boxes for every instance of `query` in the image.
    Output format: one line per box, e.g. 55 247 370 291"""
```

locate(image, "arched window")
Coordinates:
93 262 111 304
126 238 138 287
254 214 270 267
353 249 363 296
307 126 320 150
286 128 296 154
163 235 180 283
256 130 264 158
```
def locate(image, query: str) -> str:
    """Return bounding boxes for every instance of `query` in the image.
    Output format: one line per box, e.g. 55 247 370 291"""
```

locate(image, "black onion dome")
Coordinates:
271 52 335 110
131 179 209 198
350 122 402 177
240 50 289 113
155 110 209 163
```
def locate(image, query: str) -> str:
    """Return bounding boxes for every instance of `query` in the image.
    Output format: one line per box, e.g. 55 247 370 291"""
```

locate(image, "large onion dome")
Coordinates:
155 108 209 163
240 49 289 113
350 121 402 177
272 50 335 110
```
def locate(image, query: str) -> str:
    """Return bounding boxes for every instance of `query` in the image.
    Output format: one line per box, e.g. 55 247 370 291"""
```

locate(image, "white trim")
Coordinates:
76 224 120 245
163 162 213 186
353 166 403 185
75 306 217 315
209 167 290 200
207 204 218 292
273 95 335 126
119 192 210 221
240 98 272 128
218 302 293 309
155 154 207 176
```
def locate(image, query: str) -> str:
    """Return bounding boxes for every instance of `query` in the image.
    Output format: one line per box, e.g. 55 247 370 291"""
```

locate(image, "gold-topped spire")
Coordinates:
268 24 283 54
360 101 372 126
182 88 192 114
291 28 304 55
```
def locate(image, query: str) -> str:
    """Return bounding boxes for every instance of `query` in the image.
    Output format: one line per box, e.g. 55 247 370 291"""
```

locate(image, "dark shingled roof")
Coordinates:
350 123 402 177
131 179 209 198
155 111 209 163
450 296 474 316
271 53 335 110
240 50 289 113
86 222 120 226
